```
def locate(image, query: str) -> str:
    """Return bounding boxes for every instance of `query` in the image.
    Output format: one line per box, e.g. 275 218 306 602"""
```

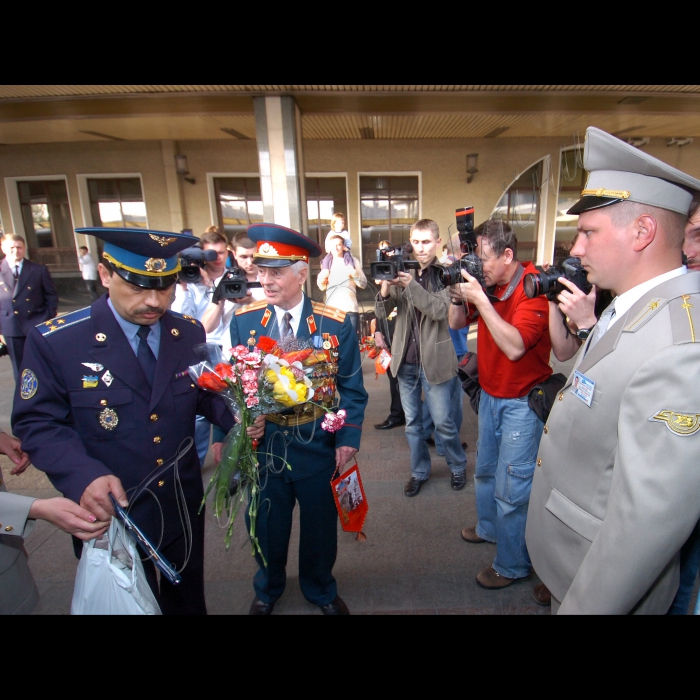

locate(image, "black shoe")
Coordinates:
404 477 428 497
426 436 435 446
451 471 467 490
249 597 275 615
374 418 405 430
319 595 350 615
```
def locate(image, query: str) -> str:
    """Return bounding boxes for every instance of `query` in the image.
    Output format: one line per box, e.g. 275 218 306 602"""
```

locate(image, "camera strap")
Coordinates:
489 263 525 303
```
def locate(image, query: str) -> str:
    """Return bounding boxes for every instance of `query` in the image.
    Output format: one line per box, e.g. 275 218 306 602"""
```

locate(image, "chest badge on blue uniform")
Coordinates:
101 370 114 387
20 369 38 400
82 362 104 372
82 375 99 389
99 407 119 430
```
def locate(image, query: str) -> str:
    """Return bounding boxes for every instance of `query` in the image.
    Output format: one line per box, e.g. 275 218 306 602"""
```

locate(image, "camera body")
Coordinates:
178 246 218 284
523 257 592 301
211 266 262 302
370 242 420 280
437 206 486 288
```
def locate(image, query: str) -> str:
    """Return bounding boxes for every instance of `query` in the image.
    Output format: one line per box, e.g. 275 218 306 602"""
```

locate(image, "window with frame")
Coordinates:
88 178 147 229
214 177 263 242
554 148 586 264
306 176 348 271
17 179 77 271
492 161 543 262
360 176 419 271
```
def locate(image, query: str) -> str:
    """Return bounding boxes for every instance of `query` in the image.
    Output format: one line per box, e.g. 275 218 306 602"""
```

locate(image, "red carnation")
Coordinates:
257 336 278 353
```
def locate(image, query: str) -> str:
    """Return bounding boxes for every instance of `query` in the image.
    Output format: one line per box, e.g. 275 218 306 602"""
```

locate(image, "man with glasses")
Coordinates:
449 220 551 590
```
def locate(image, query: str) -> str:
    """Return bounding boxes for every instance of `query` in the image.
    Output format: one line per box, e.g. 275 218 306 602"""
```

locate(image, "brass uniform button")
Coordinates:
26 298 30 302
158 480 165 487
156 459 164 466
153 436 161 444
5 525 13 532
537 458 542 467
543 426 548 434
171 329 180 337
191 383 195 388
558 392 564 401
27 286 31 290
150 413 158 421
100 399 108 406
14 310 18 315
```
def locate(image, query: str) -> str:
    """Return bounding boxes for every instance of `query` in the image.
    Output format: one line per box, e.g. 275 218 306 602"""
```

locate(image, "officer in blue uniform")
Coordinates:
11 227 236 615
227 223 368 615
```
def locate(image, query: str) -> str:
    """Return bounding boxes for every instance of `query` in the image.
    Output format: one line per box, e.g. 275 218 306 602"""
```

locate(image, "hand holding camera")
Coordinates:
554 277 597 333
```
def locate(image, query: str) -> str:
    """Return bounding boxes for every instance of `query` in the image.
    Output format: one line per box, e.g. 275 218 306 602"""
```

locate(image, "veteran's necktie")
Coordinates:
13 265 19 291
281 311 294 340
136 324 157 386
584 299 616 356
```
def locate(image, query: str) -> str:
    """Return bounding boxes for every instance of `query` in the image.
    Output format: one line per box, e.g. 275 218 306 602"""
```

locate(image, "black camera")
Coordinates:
437 206 486 288
370 242 420 280
523 257 592 301
178 246 218 284
211 266 262 302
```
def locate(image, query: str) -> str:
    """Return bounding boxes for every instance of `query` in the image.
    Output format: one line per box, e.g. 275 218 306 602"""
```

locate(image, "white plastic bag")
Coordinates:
71 517 161 615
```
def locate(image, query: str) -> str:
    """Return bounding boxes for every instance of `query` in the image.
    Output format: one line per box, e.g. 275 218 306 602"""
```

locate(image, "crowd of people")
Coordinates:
2 126 700 615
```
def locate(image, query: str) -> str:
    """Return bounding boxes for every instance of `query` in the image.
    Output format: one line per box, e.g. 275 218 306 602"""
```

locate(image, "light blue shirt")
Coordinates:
107 297 161 359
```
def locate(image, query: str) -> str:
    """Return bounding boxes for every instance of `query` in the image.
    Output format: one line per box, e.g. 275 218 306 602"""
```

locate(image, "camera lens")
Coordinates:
523 273 541 299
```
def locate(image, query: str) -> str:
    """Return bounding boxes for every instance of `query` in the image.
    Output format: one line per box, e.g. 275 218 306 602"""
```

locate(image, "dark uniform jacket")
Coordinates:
11 295 235 546
0 258 58 337
229 295 368 480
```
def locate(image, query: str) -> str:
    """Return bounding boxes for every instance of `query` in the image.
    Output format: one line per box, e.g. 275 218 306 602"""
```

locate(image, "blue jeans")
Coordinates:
194 415 211 467
423 373 464 456
475 390 544 579
667 518 700 614
397 362 466 480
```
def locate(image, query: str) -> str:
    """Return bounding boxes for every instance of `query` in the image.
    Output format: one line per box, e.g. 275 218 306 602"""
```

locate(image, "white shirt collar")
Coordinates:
609 266 687 328
274 295 306 336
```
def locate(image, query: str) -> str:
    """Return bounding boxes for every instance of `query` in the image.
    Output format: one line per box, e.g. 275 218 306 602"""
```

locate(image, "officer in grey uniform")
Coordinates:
525 126 700 614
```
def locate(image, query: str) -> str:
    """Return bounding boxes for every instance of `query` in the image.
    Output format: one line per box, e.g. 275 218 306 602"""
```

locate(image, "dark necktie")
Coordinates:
12 265 19 290
136 325 157 386
281 311 294 340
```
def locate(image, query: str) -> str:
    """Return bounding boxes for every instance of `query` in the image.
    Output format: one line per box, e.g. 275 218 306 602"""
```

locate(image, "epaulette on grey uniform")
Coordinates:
38 307 91 337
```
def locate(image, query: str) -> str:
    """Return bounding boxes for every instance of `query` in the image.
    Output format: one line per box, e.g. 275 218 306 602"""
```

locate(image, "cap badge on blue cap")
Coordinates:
149 234 178 247
145 258 168 272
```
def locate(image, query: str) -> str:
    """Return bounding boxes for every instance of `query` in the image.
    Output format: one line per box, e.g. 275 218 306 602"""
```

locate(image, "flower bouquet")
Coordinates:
188 337 345 562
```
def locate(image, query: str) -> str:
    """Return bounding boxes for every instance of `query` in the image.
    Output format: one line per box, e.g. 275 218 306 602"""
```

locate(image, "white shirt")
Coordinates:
78 252 97 281
608 267 687 329
274 295 306 336
323 255 367 313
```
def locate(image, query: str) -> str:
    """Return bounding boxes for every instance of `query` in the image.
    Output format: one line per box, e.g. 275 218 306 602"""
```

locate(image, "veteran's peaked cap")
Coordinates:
568 127 700 216
76 227 199 289
248 223 323 267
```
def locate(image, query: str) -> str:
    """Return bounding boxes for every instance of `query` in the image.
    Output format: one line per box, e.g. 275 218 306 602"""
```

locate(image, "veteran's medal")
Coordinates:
99 407 119 430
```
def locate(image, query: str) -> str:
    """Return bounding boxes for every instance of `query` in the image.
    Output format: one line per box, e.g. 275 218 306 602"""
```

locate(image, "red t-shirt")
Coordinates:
468 261 552 399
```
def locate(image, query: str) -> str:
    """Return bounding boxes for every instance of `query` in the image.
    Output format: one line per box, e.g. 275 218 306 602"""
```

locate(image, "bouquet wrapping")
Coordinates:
188 337 345 562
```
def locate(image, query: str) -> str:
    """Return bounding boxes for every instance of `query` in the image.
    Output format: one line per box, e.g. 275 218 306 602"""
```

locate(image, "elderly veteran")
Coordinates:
525 126 700 614
224 223 368 615
11 227 236 615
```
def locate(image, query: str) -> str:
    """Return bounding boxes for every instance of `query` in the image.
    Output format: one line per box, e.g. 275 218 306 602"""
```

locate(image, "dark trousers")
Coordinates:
388 369 405 422
85 279 100 302
141 510 207 615
248 470 338 606
6 335 25 383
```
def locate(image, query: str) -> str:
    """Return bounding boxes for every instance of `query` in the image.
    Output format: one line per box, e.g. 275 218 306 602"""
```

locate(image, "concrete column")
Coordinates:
161 140 187 233
253 96 308 234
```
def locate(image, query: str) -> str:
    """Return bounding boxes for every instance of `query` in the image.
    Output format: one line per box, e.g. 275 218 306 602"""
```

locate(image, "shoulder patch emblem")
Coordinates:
20 369 38 399
649 409 700 436
235 300 268 316
39 307 91 337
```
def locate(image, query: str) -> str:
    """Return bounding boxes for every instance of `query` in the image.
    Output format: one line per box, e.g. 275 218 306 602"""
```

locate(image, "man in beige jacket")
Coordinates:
525 126 700 614
374 219 466 497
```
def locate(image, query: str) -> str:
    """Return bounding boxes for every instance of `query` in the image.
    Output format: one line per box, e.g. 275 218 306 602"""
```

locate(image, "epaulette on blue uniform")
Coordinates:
38 307 91 337
167 310 203 328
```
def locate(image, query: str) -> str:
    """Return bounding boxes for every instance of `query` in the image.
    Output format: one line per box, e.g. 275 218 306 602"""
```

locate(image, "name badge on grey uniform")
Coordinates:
571 370 595 407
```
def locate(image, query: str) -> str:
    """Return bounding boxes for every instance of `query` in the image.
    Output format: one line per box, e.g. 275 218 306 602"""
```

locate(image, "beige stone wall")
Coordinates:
2 135 700 269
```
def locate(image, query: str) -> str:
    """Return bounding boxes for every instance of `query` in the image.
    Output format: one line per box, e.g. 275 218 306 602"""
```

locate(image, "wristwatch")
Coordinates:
576 324 596 340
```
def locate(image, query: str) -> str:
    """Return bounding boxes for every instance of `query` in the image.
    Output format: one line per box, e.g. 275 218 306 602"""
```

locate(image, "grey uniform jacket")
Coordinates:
526 272 700 614
374 270 457 385
0 470 39 615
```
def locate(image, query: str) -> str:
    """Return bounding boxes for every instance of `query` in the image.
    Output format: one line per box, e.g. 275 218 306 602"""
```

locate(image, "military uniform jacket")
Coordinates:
526 272 700 614
0 258 58 337
229 295 368 481
0 479 39 615
11 295 235 546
